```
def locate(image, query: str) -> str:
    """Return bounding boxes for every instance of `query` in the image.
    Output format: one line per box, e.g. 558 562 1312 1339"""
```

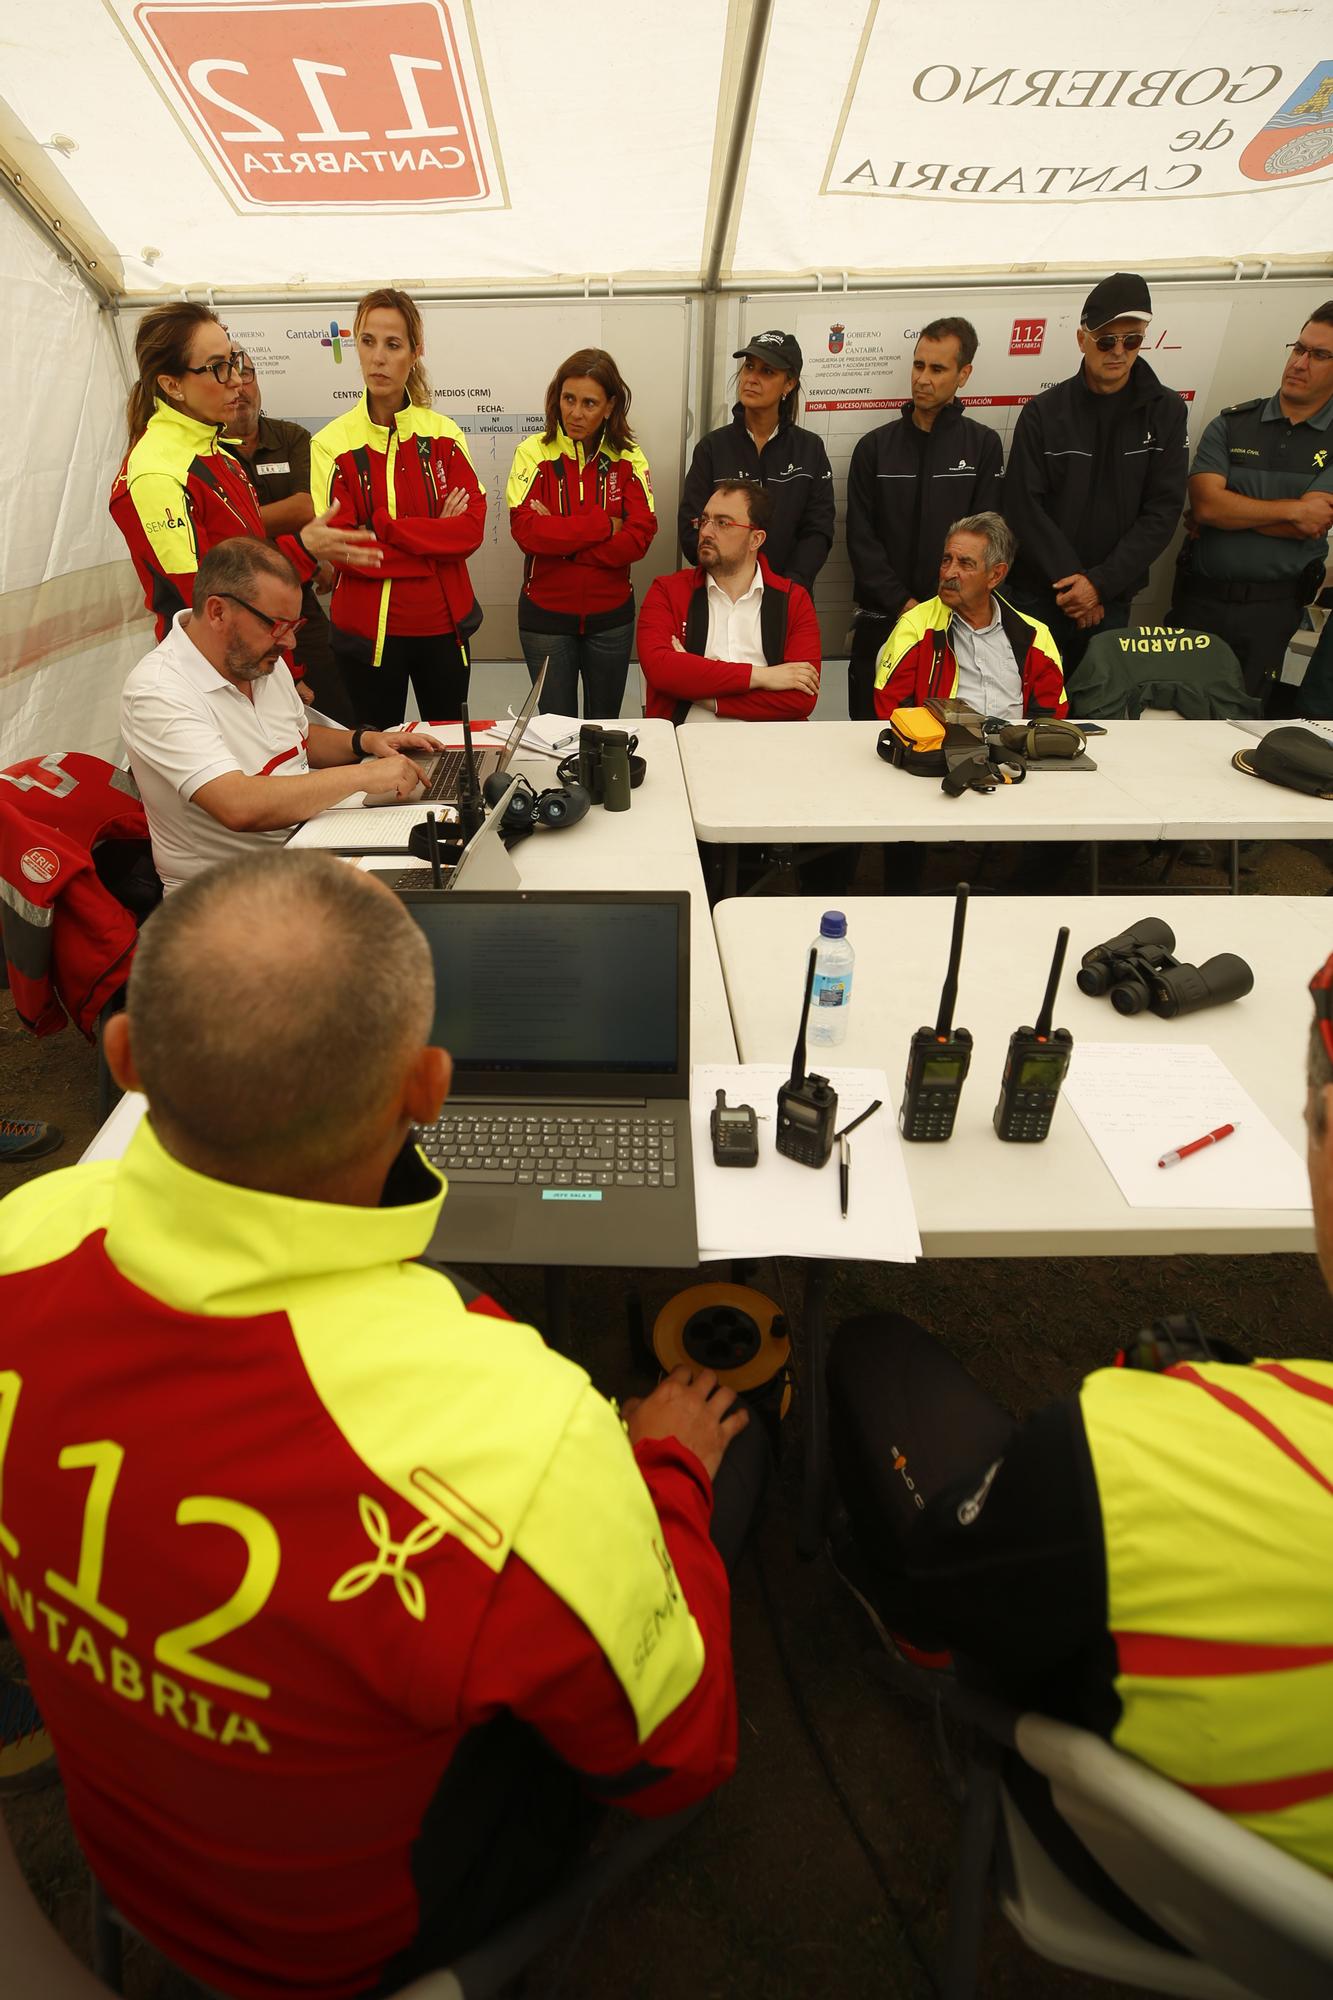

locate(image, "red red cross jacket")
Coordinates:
636 557 821 722
0 754 149 1037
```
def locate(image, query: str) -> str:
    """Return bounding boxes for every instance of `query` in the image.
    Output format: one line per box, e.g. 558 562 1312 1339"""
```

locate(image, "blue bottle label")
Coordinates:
812 972 851 1008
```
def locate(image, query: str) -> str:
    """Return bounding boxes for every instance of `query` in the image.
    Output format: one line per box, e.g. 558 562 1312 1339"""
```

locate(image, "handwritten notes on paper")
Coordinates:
1062 1042 1308 1211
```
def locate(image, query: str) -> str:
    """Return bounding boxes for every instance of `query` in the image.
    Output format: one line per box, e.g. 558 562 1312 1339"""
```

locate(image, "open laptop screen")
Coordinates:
399 890 689 1092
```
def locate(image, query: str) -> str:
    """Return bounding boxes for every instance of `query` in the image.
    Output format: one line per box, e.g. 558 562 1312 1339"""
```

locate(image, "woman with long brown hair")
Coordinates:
505 349 657 715
109 303 377 644
309 288 486 727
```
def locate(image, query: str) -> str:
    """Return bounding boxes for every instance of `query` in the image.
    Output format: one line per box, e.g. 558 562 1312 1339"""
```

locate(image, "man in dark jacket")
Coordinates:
1003 273 1189 674
678 331 835 595
845 318 1003 718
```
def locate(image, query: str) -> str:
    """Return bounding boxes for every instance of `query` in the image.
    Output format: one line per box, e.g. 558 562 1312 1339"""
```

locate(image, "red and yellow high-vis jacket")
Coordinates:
310 396 485 668
0 1124 737 2000
109 402 315 643
1083 1360 1333 1872
873 594 1068 720
506 428 657 633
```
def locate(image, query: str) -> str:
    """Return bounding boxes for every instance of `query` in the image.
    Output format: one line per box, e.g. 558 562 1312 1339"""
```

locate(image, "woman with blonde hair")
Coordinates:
310 288 486 727
506 348 657 715
109 303 377 644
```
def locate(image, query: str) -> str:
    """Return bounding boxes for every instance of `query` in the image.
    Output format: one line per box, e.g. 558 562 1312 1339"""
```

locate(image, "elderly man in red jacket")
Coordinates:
637 480 820 724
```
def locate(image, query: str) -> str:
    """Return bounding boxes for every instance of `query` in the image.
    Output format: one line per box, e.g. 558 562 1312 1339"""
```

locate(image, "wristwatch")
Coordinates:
350 727 369 759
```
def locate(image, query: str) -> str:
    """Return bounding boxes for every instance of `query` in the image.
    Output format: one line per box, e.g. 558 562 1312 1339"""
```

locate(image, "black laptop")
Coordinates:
402 890 697 1268
382 662 547 808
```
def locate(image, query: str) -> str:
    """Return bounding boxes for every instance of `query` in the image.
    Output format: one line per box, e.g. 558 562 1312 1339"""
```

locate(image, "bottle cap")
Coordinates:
819 910 847 938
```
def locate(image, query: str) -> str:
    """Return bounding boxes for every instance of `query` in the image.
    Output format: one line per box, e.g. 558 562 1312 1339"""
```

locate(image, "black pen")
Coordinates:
835 1098 883 1143
839 1133 850 1219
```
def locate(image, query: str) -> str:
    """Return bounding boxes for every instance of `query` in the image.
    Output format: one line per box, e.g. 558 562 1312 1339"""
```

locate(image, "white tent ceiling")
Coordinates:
3 0 1332 301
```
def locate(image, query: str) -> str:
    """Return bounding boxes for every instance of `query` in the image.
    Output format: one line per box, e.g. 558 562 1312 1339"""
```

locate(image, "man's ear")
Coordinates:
403 1045 451 1128
103 1012 141 1094
991 561 1010 589
957 361 974 392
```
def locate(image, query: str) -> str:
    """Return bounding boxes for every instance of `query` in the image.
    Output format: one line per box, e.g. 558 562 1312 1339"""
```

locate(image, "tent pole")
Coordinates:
697 0 775 432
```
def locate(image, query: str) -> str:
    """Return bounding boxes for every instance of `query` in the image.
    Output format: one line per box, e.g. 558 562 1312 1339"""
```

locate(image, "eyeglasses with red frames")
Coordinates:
1090 332 1145 354
216 591 306 641
1310 956 1333 1068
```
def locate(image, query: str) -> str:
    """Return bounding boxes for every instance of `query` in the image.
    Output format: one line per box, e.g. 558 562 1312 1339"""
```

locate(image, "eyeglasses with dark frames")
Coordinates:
216 591 305 641
183 350 255 385
1287 340 1333 366
691 512 752 533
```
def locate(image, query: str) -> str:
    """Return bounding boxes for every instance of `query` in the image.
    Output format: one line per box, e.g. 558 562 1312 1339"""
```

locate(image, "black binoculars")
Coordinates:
1077 919 1254 1020
576 724 633 812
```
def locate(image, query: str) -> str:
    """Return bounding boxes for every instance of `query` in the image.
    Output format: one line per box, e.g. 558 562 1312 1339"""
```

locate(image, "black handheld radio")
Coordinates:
710 1090 759 1168
993 926 1073 1143
899 883 972 1143
455 702 486 841
776 948 839 1168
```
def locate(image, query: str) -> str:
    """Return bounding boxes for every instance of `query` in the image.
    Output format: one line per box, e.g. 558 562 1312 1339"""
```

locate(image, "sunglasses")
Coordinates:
217 591 305 642
184 350 256 385
1089 333 1145 354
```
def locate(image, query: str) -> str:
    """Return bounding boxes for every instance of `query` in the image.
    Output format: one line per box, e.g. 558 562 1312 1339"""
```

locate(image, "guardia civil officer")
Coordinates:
1171 302 1333 712
678 331 835 595
1003 273 1189 675
845 316 1003 718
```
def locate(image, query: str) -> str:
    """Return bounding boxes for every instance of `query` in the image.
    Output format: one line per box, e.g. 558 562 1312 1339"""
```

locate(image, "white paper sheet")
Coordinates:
286 803 457 849
1063 1042 1309 1212
690 1065 921 1263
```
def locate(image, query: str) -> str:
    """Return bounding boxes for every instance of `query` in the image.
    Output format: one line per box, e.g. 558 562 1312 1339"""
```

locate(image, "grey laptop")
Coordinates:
404 890 697 1268
381 662 547 808
383 776 521 894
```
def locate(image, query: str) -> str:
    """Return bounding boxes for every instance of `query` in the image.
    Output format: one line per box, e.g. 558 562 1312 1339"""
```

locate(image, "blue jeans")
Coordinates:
520 623 634 717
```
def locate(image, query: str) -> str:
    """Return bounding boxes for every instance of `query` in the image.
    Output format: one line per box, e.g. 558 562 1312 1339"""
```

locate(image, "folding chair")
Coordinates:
933 1680 1333 2000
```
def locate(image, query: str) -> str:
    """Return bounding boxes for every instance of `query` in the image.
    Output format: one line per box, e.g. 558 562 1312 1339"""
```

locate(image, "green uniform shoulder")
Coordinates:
1221 397 1264 418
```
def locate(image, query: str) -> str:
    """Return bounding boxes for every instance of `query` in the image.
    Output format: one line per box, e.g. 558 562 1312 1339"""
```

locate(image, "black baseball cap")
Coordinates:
734 330 803 375
1081 273 1153 329
1232 726 1333 797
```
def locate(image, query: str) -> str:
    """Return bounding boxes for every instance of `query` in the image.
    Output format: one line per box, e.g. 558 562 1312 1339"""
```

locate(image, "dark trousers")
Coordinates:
379 1418 767 1990
519 623 634 718
826 1313 1183 1954
848 613 894 721
293 603 355 725
336 633 471 730
1008 589 1131 679
1169 579 1304 713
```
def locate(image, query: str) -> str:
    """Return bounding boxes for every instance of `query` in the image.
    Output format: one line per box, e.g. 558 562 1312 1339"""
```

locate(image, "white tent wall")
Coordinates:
0 195 148 770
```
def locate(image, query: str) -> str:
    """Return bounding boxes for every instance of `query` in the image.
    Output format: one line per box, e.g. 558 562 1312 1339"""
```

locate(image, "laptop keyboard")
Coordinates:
421 751 466 801
391 867 454 891
418 1112 679 1187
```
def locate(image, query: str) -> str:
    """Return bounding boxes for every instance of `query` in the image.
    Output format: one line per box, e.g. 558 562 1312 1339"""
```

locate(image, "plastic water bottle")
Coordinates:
809 911 854 1047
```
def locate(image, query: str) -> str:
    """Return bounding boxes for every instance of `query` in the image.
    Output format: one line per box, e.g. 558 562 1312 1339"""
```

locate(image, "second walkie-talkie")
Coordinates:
456 701 486 840
993 926 1073 1143
900 883 973 1142
776 947 839 1167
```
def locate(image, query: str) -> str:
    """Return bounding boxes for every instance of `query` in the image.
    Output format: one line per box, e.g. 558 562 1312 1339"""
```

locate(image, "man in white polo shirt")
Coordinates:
121 538 434 891
637 480 821 723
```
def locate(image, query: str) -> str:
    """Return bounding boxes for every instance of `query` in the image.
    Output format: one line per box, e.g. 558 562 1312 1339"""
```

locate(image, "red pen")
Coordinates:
1158 1122 1237 1169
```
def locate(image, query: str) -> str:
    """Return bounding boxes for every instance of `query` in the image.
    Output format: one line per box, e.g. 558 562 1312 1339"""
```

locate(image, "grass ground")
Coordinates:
3 832 1331 1998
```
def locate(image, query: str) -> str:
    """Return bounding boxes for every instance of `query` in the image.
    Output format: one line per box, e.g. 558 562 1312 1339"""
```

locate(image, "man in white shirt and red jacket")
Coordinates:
637 481 821 724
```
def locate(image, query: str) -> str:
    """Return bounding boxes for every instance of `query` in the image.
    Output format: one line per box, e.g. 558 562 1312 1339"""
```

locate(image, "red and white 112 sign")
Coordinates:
133 0 495 208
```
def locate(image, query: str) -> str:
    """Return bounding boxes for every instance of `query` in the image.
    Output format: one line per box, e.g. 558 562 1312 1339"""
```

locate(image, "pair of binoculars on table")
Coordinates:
557 724 643 812
1077 919 1253 1019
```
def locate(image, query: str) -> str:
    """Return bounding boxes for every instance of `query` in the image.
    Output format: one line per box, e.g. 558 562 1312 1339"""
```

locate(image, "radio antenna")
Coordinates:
789 947 817 1089
934 883 970 1036
1034 927 1070 1039
457 701 484 837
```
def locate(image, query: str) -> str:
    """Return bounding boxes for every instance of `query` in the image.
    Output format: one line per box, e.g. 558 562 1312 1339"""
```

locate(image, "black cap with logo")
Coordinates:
1080 273 1153 329
734 330 803 376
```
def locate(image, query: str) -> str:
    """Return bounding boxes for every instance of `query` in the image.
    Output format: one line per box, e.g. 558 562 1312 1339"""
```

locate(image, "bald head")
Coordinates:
124 851 435 1188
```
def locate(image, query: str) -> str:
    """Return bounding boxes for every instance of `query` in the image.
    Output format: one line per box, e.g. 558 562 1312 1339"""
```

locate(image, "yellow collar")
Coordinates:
104 1119 445 1316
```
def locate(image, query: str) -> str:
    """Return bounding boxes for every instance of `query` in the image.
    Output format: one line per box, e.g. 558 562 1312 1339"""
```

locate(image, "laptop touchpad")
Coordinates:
431 1193 517 1260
